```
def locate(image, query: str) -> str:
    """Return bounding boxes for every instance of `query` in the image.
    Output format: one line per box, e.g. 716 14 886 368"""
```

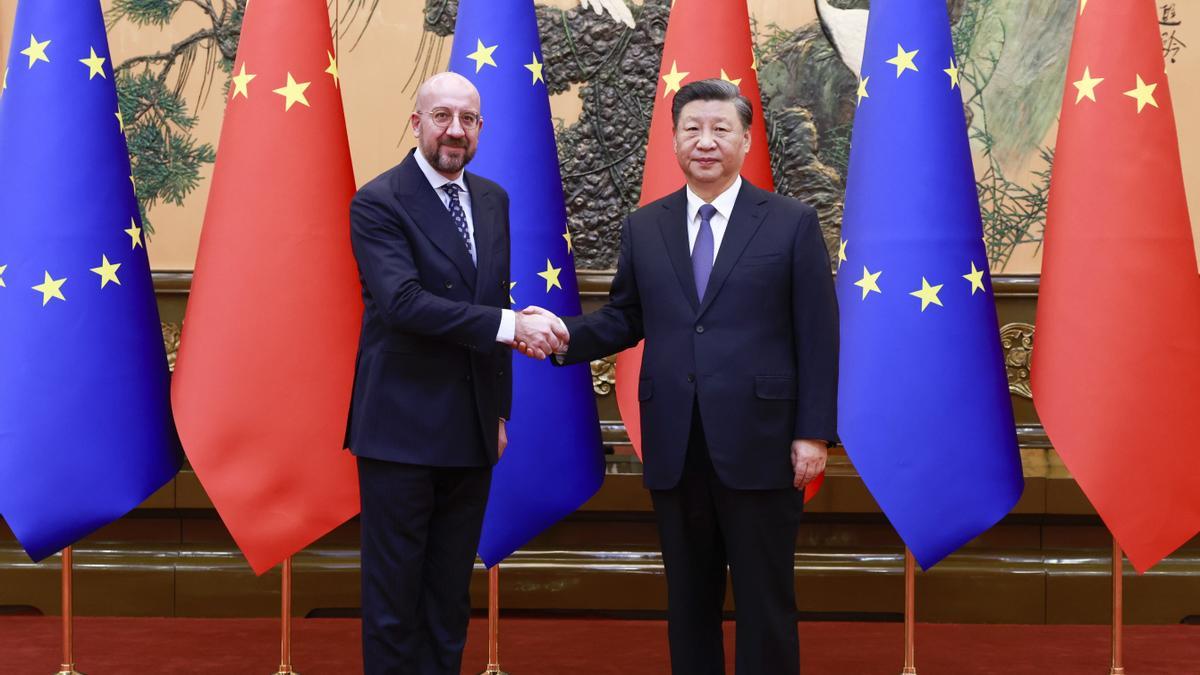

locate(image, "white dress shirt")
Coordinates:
685 175 742 263
413 150 515 344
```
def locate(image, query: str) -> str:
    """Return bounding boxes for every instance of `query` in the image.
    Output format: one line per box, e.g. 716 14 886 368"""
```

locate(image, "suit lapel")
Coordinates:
656 188 699 311
697 180 769 317
395 154 477 290
465 172 494 301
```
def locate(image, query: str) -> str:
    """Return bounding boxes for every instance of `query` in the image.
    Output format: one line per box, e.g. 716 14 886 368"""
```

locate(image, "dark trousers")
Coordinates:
650 409 804 675
358 456 492 675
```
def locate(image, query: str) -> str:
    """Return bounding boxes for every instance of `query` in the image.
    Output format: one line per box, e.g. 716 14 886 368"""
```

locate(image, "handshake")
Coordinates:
511 306 570 360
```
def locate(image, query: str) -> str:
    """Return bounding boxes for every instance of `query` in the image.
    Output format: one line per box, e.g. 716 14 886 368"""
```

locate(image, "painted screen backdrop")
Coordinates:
0 0 1197 275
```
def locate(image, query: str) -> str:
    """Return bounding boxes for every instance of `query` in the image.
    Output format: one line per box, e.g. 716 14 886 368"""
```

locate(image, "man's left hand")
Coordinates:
791 439 827 490
498 419 508 459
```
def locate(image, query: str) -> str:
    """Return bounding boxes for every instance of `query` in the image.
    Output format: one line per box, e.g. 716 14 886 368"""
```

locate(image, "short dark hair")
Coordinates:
670 78 753 130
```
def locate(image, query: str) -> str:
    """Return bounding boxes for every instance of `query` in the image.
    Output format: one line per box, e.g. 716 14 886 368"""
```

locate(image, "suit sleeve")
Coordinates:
498 191 514 420
792 207 839 442
350 189 502 353
557 216 644 365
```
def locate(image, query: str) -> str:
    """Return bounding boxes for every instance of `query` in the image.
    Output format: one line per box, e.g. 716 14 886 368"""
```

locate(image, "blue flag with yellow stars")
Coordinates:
0 0 181 561
836 0 1023 569
449 0 605 565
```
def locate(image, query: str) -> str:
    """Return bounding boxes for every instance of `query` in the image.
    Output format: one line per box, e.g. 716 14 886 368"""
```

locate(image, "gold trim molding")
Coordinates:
591 355 617 396
1001 322 1035 400
162 321 181 372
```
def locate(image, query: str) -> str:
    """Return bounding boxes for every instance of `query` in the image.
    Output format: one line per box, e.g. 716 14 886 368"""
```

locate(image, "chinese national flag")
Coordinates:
171 0 362 574
616 0 822 499
1032 0 1200 572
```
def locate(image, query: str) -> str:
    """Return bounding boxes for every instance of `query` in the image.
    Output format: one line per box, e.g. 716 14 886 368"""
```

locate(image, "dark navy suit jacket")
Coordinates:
559 180 838 490
346 151 512 467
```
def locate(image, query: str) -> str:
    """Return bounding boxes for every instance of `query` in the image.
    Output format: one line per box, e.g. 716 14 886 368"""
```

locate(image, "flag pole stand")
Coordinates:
272 556 299 675
900 548 917 675
1110 537 1125 675
478 565 509 675
54 546 84 675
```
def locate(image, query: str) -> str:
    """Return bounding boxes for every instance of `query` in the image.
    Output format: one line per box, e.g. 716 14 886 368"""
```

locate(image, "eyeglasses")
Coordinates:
416 109 482 131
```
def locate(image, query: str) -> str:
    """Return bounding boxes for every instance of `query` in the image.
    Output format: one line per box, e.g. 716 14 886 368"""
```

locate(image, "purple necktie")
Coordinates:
692 204 717 300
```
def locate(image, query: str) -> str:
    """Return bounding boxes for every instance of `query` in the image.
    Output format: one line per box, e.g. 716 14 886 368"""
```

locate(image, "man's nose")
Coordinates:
696 132 717 149
445 116 467 137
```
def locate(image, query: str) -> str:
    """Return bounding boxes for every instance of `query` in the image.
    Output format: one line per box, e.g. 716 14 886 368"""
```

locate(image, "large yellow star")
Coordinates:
537 259 563 292
886 44 919 78
32 271 66 306
273 73 311 111
963 261 986 295
20 34 50 69
125 218 143 249
1079 0 1088 15
837 239 848 270
325 51 340 88
563 224 573 254
854 266 882 300
1073 66 1103 104
944 58 959 89
467 39 499 73
909 277 944 311
856 76 869 106
661 60 689 97
80 47 106 80
0 264 6 287
232 62 256 99
1123 74 1158 113
90 255 122 288
720 69 742 87
525 52 544 85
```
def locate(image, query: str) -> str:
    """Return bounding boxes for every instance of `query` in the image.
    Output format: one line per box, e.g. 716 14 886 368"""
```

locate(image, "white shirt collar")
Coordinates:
686 176 742 224
414 148 469 195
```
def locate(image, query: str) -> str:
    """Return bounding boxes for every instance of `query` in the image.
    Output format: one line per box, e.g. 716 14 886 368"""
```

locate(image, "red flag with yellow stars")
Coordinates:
171 0 361 574
616 0 823 499
1032 0 1200 572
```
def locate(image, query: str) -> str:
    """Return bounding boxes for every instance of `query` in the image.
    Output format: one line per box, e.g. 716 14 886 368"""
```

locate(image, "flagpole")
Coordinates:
1110 537 1125 675
478 564 509 675
55 546 83 675
900 548 917 675
273 556 298 675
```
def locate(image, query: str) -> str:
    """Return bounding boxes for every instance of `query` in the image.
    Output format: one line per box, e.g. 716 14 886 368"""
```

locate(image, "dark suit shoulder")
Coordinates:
353 160 407 207
760 188 818 222
464 171 507 200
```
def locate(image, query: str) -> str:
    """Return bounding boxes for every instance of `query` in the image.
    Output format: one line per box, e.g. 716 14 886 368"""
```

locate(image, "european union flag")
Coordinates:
449 0 605 565
0 0 180 561
837 0 1023 568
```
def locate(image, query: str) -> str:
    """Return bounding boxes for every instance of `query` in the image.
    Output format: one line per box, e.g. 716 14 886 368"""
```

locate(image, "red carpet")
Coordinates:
0 617 1197 674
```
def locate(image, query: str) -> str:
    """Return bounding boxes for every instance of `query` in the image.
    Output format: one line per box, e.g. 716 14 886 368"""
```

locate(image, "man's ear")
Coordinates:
410 113 421 137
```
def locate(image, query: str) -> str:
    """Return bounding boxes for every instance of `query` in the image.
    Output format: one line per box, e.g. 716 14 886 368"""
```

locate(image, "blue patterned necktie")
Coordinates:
441 183 475 264
692 203 717 300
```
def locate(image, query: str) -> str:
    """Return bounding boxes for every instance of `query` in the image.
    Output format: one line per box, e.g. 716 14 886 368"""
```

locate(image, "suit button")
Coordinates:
687 374 695 383
444 280 454 289
499 280 507 288
497 369 505 377
695 325 704 334
465 374 472 382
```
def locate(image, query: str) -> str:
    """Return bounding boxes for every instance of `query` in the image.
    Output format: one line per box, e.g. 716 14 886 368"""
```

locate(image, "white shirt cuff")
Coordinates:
496 309 516 344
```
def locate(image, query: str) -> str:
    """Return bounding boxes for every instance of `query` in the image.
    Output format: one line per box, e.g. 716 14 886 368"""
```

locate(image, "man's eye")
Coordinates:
433 112 452 124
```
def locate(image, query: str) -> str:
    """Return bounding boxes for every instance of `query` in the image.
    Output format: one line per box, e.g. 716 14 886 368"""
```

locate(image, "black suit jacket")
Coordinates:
346 151 513 467
559 180 838 490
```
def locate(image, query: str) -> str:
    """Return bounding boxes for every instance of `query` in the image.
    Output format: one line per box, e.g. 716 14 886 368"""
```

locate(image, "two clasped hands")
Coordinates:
510 305 569 360
505 305 825 492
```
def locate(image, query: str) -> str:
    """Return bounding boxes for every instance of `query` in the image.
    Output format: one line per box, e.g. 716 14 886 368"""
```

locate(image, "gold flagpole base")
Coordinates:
54 668 84 675
900 668 917 675
1109 668 1125 675
476 668 509 675
272 669 299 675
